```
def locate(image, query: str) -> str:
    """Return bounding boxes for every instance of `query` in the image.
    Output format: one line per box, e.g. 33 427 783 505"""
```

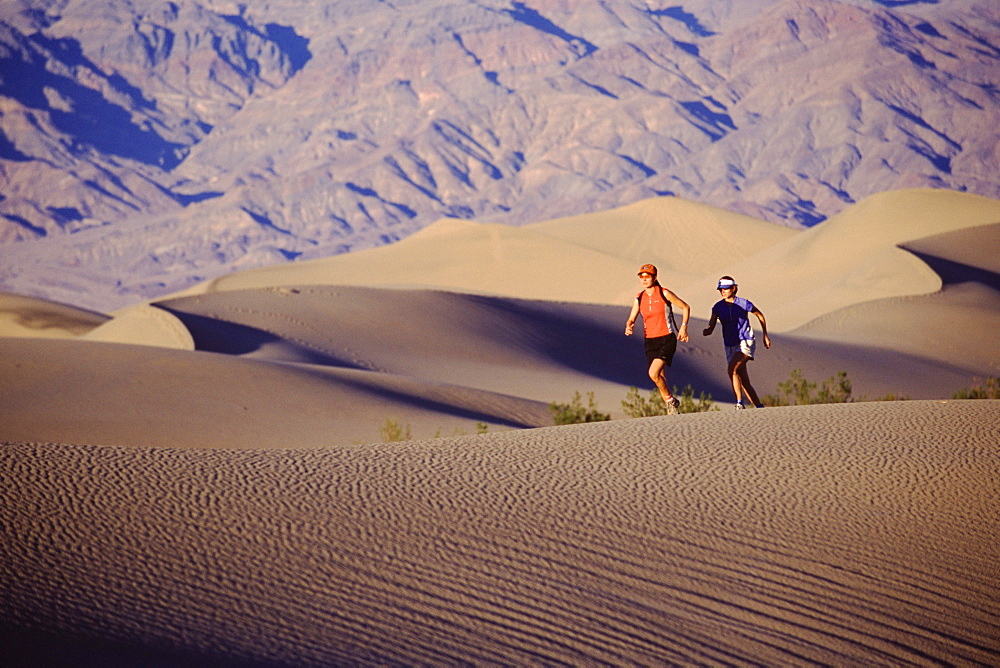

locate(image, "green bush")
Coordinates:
763 369 852 406
863 392 909 402
379 418 412 442
621 384 716 417
549 391 611 425
952 377 1000 399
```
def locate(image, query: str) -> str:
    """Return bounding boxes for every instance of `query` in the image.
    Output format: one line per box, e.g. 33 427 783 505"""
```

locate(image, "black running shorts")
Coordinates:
644 333 677 367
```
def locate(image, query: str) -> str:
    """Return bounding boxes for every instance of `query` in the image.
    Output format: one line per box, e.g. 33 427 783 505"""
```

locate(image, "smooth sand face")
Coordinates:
4 401 998 665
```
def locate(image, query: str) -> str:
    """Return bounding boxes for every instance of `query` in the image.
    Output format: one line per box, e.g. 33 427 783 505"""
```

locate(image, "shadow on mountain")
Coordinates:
504 2 597 56
0 37 184 169
0 127 30 161
2 213 47 236
679 99 736 142
871 0 940 7
220 14 312 75
265 23 311 74
646 7 716 37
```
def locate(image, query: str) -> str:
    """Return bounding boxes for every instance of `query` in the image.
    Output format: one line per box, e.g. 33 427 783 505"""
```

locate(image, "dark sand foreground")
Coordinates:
4 400 998 665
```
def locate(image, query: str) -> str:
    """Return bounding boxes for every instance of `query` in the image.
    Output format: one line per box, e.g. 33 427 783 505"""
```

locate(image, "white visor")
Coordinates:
717 279 737 289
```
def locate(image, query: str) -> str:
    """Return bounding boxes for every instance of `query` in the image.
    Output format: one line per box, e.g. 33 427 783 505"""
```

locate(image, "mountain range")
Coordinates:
1 0 998 311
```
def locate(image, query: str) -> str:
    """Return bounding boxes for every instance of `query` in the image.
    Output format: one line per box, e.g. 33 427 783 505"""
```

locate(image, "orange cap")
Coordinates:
638 264 657 276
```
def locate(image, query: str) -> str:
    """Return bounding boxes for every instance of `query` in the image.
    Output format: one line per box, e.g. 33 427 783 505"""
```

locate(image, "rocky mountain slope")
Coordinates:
1 0 997 310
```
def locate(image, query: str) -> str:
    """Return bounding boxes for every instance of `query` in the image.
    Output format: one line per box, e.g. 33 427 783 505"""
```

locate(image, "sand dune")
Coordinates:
158 285 979 407
4 401 998 665
0 292 108 339
787 221 1000 374
189 217 647 306
1 286 978 455
3 189 999 664
169 195 790 308
79 303 195 350
673 189 1000 333
0 337 550 448
528 195 798 281
164 189 1000 338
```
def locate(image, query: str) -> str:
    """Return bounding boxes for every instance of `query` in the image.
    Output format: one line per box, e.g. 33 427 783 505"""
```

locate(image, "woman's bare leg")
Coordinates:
648 358 674 403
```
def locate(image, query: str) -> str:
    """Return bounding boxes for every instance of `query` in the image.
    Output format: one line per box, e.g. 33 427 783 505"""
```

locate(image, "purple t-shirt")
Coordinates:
712 297 756 346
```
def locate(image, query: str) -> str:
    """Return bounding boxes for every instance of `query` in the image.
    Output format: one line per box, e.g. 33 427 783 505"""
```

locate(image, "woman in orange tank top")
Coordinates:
624 264 691 414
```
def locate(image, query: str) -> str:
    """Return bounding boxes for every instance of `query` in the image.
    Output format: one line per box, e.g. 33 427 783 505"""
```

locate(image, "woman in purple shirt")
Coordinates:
703 276 770 409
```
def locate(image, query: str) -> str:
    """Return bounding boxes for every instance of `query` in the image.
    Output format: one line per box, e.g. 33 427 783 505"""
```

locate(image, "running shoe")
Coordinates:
666 397 680 415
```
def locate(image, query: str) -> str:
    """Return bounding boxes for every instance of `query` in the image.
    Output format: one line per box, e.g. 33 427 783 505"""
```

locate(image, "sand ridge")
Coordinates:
4 401 998 665
0 292 108 338
79 303 195 349
156 189 1000 337
1 285 982 452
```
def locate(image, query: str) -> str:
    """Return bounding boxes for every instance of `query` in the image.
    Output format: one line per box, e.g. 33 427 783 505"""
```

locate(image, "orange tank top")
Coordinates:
638 287 674 338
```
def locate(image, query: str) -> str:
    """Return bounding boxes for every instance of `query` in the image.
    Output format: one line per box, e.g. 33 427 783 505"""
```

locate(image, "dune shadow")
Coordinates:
327 372 547 429
156 306 363 369
905 251 1000 290
469 296 731 398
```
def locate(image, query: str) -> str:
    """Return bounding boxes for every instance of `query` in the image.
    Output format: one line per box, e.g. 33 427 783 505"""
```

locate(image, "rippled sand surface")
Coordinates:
4 401 998 665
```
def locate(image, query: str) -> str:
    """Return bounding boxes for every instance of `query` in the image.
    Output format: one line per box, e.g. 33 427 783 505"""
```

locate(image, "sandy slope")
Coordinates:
0 292 108 338
0 287 978 455
77 303 195 349
4 401 998 665
673 189 1000 333
157 285 978 405
1 189 996 446
792 222 1000 375
165 189 1000 336
529 196 798 279
0 337 551 448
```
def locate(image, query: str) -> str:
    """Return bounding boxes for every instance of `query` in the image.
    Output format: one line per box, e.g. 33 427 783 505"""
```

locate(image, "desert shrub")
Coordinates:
379 418 412 442
763 369 852 406
863 392 910 402
952 377 1000 400
815 370 852 404
676 385 718 413
549 391 611 425
434 422 490 438
621 385 716 417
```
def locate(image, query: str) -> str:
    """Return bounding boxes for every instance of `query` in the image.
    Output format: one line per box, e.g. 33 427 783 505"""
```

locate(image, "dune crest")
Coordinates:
530 195 797 279
164 189 1000 338
792 222 1000 373
79 304 195 350
675 189 1000 331
0 293 108 339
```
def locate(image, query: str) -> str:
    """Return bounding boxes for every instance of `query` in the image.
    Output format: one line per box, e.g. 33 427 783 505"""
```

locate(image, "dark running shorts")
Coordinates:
644 333 677 367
